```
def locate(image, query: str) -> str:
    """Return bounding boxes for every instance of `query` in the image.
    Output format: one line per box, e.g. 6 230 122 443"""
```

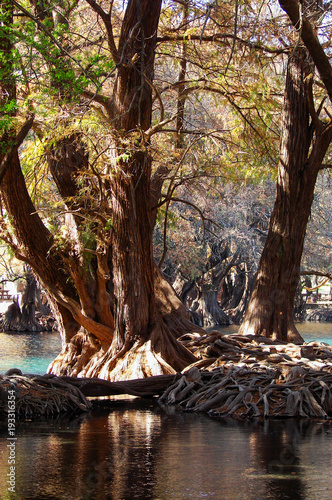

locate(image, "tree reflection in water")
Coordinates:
0 398 331 500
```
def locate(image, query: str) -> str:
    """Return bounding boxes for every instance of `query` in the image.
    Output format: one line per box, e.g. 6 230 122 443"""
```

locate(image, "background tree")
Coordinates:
155 180 274 327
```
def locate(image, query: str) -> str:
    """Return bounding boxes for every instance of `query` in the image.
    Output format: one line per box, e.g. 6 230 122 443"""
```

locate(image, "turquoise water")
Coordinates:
0 331 62 375
0 323 331 375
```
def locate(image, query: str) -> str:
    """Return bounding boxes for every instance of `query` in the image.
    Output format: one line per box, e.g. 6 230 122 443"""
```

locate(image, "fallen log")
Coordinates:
56 373 178 398
0 370 178 418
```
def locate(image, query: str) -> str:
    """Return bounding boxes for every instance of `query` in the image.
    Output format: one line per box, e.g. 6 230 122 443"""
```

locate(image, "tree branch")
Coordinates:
85 0 119 63
301 270 332 280
306 74 322 132
52 289 113 348
279 0 332 102
157 33 288 55
82 90 114 118
0 116 34 185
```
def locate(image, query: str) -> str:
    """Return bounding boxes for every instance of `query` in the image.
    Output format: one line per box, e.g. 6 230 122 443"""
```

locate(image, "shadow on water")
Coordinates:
0 324 331 499
0 398 331 500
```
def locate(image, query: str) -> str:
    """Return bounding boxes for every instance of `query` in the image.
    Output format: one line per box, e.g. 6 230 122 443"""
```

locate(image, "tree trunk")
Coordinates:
226 263 255 324
194 286 231 328
20 271 41 331
239 45 332 342
45 0 200 380
3 300 21 330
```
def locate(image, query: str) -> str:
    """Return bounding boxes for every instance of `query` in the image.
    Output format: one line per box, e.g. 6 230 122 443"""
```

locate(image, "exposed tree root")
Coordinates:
159 331 332 419
48 317 198 382
0 370 91 417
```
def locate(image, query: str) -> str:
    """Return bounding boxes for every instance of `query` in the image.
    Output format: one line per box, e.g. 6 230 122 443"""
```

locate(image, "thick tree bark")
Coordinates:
20 272 40 331
188 249 237 328
194 286 231 328
1 0 202 381
239 45 332 342
3 300 21 330
45 0 200 380
225 263 255 324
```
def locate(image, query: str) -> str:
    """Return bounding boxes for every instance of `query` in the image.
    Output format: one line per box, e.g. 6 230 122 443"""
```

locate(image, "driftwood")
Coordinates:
159 331 332 419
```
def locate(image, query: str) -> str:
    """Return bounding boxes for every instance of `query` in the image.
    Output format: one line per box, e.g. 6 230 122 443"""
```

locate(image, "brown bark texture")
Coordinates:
0 0 201 381
239 41 332 342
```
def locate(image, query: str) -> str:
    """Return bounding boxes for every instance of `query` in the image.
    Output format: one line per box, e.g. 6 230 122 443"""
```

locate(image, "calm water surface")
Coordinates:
0 402 331 500
0 323 331 499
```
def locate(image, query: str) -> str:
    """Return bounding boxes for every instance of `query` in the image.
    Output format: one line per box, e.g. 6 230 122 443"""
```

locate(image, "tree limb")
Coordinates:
85 0 119 63
0 116 34 185
279 0 332 102
301 270 332 280
306 74 322 132
52 289 113 347
157 33 288 55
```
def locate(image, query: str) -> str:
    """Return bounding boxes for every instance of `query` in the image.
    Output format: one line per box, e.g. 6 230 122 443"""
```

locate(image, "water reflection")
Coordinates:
0 400 331 500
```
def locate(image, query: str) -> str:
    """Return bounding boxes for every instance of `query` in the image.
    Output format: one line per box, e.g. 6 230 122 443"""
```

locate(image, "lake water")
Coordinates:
0 323 331 376
0 323 331 500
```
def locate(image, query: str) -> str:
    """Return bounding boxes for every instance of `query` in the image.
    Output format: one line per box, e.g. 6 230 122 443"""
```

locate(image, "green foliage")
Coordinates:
103 218 113 232
1 0 330 296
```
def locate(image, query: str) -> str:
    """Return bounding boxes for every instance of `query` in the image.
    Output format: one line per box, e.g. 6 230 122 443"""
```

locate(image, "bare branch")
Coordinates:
157 33 288 55
301 270 332 280
85 0 119 63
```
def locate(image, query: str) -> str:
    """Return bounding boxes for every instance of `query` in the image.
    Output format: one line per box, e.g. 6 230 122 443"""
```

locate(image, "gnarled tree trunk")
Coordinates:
0 0 201 381
239 41 332 342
